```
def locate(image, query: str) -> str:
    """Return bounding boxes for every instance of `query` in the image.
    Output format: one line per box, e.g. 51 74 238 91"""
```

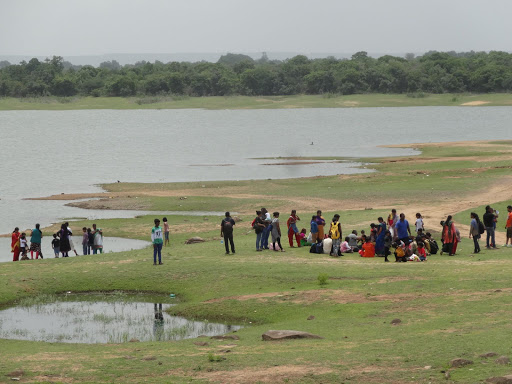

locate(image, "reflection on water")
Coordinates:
0 295 242 343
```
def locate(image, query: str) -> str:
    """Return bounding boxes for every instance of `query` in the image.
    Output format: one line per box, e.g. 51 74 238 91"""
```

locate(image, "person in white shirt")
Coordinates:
415 213 424 233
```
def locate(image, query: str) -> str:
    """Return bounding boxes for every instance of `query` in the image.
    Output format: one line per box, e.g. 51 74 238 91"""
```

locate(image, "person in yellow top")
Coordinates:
329 214 342 256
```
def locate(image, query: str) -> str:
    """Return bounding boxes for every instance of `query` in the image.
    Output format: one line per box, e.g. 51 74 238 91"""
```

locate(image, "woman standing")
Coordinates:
287 210 301 247
315 210 326 240
11 227 20 262
59 224 71 257
469 212 481 254
441 216 457 256
375 217 387 256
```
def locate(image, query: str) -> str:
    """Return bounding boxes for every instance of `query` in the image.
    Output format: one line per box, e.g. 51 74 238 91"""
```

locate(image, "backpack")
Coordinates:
429 239 439 255
310 243 317 253
329 222 340 239
223 219 233 234
478 220 485 235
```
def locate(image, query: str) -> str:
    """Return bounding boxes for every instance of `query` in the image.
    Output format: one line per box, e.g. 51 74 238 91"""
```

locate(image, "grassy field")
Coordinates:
2 141 512 383
1 93 512 110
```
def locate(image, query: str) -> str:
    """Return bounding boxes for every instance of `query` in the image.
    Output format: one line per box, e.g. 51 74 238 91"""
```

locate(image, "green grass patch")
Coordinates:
1 93 512 110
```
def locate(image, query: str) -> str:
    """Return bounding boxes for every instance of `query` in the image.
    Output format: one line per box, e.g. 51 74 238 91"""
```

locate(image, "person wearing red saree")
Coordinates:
11 227 20 262
287 210 301 247
441 215 457 256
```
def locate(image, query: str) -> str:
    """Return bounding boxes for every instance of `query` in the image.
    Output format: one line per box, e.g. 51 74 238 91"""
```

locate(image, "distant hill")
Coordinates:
0 52 410 66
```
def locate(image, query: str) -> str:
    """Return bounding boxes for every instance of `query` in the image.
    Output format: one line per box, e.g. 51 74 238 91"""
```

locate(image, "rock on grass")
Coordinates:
486 375 512 384
450 358 473 368
262 330 323 341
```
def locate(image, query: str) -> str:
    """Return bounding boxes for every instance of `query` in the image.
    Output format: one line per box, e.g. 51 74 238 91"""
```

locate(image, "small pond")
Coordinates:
0 293 241 343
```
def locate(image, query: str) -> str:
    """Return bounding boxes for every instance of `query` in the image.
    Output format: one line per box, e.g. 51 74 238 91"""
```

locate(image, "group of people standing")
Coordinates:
243 205 512 260
10 222 104 261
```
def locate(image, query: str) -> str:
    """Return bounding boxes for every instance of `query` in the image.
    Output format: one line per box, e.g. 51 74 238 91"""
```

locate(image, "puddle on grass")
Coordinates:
0 293 242 343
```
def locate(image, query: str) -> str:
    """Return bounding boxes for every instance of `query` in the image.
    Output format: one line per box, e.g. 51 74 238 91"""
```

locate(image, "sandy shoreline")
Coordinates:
17 140 511 244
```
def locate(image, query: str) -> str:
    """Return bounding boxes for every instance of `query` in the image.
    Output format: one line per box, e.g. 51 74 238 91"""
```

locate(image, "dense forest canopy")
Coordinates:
1 51 511 98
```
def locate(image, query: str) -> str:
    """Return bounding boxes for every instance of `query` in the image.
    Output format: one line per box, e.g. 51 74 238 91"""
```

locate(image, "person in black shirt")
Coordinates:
483 205 498 249
220 212 236 255
253 210 266 251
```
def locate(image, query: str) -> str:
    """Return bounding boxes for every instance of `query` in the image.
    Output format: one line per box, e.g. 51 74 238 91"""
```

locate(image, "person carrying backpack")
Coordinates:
221 212 236 255
329 214 342 256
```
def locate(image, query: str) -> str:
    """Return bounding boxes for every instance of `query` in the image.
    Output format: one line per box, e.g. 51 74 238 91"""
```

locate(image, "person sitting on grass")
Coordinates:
347 230 359 252
417 241 427 261
358 236 375 258
340 237 353 253
393 241 408 262
299 228 309 247
357 230 366 248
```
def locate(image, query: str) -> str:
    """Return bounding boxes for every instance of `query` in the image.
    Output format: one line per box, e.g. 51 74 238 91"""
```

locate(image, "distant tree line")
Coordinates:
1 51 512 98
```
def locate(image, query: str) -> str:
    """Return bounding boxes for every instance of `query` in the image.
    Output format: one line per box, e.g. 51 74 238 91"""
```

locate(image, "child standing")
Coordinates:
52 234 60 258
163 217 170 246
151 218 164 265
19 233 29 260
271 212 285 252
415 213 424 233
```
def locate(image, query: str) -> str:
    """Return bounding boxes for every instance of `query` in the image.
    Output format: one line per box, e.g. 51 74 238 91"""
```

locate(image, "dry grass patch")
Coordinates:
195 364 333 384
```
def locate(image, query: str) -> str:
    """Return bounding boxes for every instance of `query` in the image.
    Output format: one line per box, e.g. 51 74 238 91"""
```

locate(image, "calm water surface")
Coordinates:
1 107 511 234
0 294 241 343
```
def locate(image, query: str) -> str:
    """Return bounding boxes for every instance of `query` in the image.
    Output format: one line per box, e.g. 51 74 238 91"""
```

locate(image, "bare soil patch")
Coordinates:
195 365 332 384
461 101 491 106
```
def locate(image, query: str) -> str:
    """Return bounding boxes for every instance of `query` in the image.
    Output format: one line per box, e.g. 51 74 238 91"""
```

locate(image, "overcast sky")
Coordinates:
0 0 510 56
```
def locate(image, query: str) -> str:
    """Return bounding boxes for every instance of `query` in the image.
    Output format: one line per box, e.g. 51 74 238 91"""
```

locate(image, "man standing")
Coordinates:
151 219 164 265
388 209 398 240
483 206 498 249
221 212 236 255
29 223 43 259
395 213 411 244
260 208 272 250
504 205 512 247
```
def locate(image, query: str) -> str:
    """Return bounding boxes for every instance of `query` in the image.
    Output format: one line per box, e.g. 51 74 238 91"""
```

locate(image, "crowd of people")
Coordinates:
242 205 512 262
10 204 512 264
10 222 104 261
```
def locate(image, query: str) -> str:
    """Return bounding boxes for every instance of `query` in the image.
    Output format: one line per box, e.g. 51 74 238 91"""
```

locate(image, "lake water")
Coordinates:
1 107 511 235
0 293 241 343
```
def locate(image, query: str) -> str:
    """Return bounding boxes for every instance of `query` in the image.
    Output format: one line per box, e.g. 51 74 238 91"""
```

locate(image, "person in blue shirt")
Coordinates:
395 213 411 244
310 215 319 243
